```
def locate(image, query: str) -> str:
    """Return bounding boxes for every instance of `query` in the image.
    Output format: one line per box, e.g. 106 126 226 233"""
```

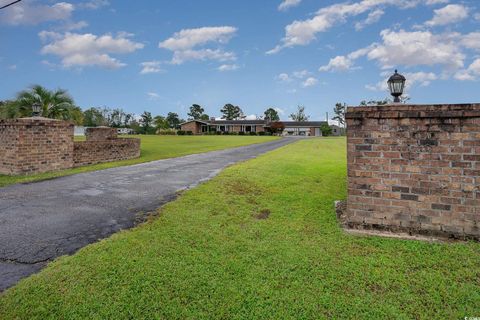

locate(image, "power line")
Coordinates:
0 0 22 10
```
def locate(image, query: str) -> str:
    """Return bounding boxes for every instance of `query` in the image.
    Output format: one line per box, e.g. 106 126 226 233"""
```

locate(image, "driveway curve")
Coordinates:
0 138 295 291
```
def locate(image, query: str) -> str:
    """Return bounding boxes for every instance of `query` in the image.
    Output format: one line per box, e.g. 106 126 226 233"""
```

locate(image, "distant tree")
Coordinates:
154 115 169 130
0 100 18 119
166 112 181 129
264 108 280 121
332 103 346 127
320 123 332 136
83 107 105 127
221 103 245 120
140 111 154 134
129 119 142 134
199 114 210 121
68 106 84 126
188 104 209 120
14 85 75 119
289 105 309 121
109 108 130 127
359 99 390 106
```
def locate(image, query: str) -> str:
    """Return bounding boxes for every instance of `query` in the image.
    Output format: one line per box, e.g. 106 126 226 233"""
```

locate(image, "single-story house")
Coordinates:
180 119 342 136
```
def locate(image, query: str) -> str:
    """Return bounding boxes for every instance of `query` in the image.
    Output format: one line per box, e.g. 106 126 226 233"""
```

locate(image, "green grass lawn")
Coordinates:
1 138 479 319
0 135 278 187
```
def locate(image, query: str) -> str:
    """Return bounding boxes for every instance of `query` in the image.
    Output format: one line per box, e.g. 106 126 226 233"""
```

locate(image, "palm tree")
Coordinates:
15 85 75 119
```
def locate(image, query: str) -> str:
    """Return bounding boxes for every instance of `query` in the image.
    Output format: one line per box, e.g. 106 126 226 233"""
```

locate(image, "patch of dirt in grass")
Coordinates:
223 178 263 196
253 209 271 220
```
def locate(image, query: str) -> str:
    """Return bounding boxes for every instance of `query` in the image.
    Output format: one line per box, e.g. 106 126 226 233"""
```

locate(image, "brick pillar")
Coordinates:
0 117 74 175
345 104 480 240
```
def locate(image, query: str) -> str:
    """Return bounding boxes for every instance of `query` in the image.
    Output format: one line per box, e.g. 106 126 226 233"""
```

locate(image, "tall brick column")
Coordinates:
345 104 480 240
0 117 74 175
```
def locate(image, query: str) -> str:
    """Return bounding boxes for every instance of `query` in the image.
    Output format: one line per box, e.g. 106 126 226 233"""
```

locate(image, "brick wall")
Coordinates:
73 138 140 167
181 122 202 134
0 118 140 175
345 104 480 240
0 118 74 175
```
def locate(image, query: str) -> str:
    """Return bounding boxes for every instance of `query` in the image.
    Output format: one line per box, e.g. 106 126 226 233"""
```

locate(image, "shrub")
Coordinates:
186 131 193 135
249 132 257 136
238 131 245 135
216 131 222 135
258 131 265 136
157 129 176 135
177 130 186 136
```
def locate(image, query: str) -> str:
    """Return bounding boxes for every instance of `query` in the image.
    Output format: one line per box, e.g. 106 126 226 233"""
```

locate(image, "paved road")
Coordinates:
0 138 294 291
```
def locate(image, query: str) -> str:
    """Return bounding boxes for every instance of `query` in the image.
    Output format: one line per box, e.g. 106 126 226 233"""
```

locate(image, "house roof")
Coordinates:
180 119 329 127
209 119 266 125
281 121 327 127
179 120 209 125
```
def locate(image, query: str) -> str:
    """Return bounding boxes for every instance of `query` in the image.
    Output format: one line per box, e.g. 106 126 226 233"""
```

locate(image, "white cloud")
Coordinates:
0 1 74 25
455 59 480 81
147 92 160 100
319 55 354 72
8 64 17 70
460 32 480 51
355 9 384 31
425 0 449 4
60 20 89 31
366 71 438 91
292 69 311 78
245 114 258 120
268 0 451 53
40 31 144 69
366 29 464 71
159 26 237 65
140 61 163 74
278 0 301 11
274 107 285 115
277 73 292 82
159 26 236 51
302 77 318 87
171 49 235 65
80 0 110 10
425 4 468 27
218 64 239 71
319 46 371 72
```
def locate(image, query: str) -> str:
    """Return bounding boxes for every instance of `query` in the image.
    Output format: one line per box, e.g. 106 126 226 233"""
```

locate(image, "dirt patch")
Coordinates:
223 178 263 196
253 209 271 220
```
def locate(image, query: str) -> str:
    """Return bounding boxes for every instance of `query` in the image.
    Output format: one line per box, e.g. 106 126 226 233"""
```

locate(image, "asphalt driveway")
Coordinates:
0 138 294 291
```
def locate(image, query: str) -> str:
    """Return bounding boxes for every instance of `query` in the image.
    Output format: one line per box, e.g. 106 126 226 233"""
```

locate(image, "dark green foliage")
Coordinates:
263 108 280 121
332 103 346 127
188 104 209 120
140 111 154 134
320 123 333 136
166 112 181 129
220 103 244 120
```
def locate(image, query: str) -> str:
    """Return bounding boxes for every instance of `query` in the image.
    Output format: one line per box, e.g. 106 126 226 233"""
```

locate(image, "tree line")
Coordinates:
0 85 356 135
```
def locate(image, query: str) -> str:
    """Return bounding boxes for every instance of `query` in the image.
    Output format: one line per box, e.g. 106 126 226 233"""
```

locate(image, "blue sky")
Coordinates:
1 0 480 120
